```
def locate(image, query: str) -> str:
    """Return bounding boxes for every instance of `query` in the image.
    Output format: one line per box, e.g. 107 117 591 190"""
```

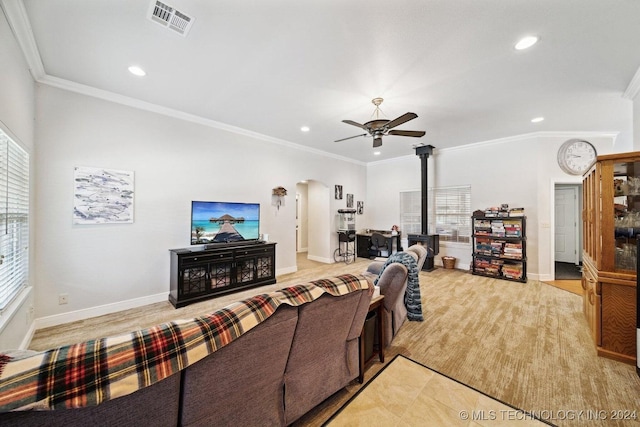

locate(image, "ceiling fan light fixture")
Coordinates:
515 35 539 50
335 98 425 148
371 97 385 119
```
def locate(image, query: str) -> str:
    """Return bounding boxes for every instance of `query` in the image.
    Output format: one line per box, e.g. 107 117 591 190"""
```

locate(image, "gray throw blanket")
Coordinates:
374 252 423 321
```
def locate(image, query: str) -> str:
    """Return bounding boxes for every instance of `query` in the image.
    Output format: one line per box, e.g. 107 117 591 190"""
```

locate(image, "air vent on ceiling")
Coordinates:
148 0 194 37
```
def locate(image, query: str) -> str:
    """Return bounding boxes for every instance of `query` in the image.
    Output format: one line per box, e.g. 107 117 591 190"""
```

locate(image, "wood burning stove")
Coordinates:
408 144 439 271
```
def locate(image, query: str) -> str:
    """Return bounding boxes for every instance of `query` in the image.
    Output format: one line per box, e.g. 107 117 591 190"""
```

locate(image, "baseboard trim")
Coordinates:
308 254 332 264
32 267 305 332
276 266 297 276
20 321 36 350
34 292 169 330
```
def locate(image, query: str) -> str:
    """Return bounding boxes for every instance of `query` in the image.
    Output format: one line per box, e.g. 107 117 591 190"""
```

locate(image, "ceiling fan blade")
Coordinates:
335 133 367 142
388 130 426 138
342 119 368 130
373 137 383 147
385 112 418 130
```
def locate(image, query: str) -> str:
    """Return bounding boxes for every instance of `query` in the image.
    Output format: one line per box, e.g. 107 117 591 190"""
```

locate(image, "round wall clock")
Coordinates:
557 139 597 175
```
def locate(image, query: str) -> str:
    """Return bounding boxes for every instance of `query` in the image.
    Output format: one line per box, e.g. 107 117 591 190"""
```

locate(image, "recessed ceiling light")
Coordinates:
128 65 146 76
531 116 544 123
515 36 539 50
373 151 381 156
300 126 310 132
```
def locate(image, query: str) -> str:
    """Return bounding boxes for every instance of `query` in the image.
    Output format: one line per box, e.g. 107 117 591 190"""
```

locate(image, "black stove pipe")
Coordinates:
409 144 439 271
415 145 433 234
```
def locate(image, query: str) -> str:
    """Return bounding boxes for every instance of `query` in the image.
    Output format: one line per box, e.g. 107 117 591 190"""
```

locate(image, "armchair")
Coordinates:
405 244 428 271
364 244 427 347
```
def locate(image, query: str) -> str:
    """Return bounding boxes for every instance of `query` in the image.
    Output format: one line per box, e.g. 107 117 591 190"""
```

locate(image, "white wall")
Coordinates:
0 8 36 349
295 182 308 252
533 134 617 280
634 95 640 151
33 85 366 324
366 132 619 280
306 180 331 262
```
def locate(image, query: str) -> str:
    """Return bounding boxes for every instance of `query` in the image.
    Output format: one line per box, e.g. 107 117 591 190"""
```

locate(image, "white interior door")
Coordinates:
555 186 578 264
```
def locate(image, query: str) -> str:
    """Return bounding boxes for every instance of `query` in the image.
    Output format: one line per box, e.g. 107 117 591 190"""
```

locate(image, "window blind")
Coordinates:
0 129 29 311
433 185 471 243
400 185 471 244
399 190 422 235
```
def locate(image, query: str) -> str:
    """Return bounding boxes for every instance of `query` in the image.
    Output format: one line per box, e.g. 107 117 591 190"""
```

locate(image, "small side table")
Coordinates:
358 295 385 383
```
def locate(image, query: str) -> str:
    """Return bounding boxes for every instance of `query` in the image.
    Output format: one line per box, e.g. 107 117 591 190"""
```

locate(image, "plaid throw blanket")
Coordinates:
0 274 371 412
374 252 423 321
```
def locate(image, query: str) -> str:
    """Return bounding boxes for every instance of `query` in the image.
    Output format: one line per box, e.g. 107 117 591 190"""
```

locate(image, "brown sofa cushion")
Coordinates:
0 372 181 427
283 289 371 425
180 305 298 427
365 261 409 346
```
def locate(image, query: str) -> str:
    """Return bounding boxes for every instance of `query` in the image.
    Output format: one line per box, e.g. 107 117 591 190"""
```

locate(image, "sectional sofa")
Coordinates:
0 274 374 426
0 247 425 426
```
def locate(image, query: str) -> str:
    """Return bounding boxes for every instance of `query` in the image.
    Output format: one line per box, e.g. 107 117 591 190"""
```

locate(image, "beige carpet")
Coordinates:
29 257 640 427
296 267 640 427
327 354 550 426
400 270 640 427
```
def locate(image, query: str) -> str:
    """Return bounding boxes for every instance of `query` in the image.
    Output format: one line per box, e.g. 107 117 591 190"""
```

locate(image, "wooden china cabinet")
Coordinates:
582 152 638 365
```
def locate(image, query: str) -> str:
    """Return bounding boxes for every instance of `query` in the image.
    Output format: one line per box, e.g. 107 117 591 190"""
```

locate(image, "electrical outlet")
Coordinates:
58 293 69 305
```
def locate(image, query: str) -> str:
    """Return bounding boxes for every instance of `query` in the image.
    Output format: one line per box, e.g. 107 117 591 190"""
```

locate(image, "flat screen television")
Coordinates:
191 201 260 245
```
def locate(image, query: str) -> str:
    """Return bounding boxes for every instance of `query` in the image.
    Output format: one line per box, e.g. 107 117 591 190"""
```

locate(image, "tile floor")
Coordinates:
327 355 549 427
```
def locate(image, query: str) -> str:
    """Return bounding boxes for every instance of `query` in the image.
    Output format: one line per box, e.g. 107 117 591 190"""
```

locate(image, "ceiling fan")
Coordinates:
335 98 426 148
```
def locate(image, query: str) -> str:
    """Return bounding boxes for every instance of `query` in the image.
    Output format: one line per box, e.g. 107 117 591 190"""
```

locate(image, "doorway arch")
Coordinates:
296 179 332 269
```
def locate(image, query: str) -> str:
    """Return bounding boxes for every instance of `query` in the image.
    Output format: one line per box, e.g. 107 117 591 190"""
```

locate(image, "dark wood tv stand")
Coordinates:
169 241 276 308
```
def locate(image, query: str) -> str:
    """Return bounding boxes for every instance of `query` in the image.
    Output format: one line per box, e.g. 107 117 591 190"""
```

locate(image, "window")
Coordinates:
400 185 471 244
432 186 471 243
0 128 29 311
399 190 422 236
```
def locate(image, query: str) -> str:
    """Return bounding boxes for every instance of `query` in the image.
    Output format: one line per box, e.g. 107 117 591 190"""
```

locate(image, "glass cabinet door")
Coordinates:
613 160 640 272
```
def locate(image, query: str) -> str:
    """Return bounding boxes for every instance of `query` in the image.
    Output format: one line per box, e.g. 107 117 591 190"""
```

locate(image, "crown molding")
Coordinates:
438 131 619 153
1 0 45 80
366 131 620 167
2 0 364 167
38 75 365 166
623 65 640 100
2 0 621 166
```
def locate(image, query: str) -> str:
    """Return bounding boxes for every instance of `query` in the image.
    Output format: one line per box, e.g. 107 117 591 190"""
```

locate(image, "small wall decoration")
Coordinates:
335 185 343 200
73 166 135 224
272 186 287 210
346 193 354 208
357 201 364 215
